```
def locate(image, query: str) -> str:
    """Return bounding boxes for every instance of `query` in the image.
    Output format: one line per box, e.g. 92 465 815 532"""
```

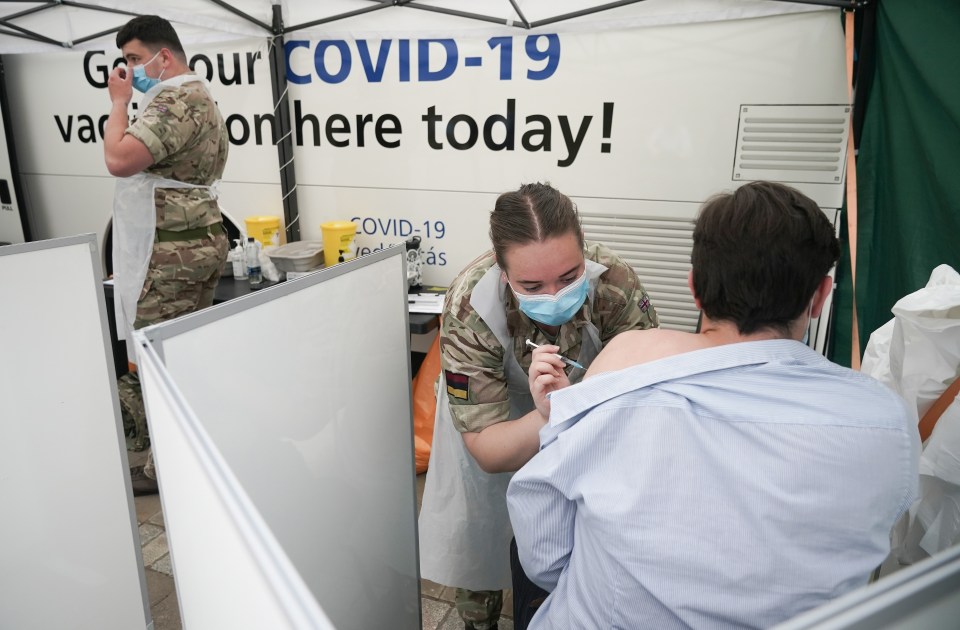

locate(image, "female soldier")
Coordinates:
418 183 659 629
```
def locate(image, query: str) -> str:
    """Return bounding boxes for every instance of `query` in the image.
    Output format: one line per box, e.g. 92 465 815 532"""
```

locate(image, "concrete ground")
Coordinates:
129 451 513 630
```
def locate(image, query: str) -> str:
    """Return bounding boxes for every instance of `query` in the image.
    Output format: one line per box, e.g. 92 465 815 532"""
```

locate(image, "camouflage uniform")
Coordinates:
439 242 658 627
116 78 229 476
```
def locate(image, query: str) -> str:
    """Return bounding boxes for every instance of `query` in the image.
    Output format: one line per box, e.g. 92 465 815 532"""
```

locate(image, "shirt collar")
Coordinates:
542 339 823 447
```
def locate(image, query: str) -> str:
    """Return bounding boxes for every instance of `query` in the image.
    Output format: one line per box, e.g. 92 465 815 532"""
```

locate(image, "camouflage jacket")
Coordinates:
126 78 229 232
441 241 659 433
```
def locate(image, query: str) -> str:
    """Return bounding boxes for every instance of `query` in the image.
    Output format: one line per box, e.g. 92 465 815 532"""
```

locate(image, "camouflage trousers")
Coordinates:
133 232 229 330
119 231 228 477
455 588 503 630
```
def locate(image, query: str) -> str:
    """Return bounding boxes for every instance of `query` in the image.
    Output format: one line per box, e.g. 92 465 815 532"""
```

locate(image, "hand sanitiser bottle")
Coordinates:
231 238 247 279
245 237 263 287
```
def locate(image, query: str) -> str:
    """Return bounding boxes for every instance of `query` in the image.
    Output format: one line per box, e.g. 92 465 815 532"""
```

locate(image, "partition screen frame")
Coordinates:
0 234 151 629
774 544 960 630
145 246 406 351
143 245 422 630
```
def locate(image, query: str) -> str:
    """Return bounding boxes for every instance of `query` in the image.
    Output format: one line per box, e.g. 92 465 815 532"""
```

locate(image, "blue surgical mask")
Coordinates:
131 51 164 93
510 271 589 326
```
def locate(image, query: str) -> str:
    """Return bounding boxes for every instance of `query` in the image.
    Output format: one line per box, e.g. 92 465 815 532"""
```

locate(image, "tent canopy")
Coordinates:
0 0 841 53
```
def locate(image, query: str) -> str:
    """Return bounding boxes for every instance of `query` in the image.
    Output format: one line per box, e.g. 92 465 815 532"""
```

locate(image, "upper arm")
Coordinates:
126 89 200 167
106 134 155 177
585 328 691 379
583 333 632 379
440 296 510 434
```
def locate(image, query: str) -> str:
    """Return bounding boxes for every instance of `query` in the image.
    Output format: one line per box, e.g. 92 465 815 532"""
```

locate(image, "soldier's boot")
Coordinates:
129 463 159 496
455 588 502 630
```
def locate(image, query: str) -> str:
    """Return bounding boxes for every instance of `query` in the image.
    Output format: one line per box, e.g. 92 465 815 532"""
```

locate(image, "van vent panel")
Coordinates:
733 105 851 185
581 212 698 332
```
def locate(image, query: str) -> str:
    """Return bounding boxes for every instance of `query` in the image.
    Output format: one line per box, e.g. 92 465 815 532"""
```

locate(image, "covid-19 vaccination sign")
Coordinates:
3 8 845 285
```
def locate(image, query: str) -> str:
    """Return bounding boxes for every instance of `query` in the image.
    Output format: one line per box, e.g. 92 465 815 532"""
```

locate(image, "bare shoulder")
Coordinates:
586 329 704 378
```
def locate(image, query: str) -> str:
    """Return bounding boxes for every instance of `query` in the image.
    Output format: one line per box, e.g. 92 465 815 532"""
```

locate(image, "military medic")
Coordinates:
104 15 230 495
418 182 659 629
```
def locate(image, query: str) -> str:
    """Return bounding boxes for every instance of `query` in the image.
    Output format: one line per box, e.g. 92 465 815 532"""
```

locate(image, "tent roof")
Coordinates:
0 0 838 54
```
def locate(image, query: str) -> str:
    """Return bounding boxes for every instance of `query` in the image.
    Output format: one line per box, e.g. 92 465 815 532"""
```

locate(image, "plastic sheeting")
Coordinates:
863 264 960 561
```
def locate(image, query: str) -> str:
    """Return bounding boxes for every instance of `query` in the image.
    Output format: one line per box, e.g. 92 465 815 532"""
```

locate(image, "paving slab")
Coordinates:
143 568 176 608
141 533 169 567
138 522 164 546
152 553 174 577
147 507 166 527
421 578 445 599
421 597 454 630
438 586 457 603
134 493 163 524
149 587 183 630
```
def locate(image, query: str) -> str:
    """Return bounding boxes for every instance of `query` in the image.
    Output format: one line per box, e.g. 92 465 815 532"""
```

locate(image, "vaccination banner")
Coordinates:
3 9 845 284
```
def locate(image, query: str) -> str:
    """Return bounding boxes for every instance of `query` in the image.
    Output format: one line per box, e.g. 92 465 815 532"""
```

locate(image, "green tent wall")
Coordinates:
831 0 960 366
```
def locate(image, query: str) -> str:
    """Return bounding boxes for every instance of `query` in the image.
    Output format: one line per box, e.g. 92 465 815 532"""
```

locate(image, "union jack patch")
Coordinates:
445 371 469 400
639 295 650 312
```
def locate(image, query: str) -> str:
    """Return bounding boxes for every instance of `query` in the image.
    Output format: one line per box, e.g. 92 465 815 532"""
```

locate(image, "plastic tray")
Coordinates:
265 241 324 272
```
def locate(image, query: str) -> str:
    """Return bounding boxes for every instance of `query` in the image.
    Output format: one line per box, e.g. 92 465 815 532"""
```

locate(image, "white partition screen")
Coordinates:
141 246 420 630
135 340 335 629
0 236 149 629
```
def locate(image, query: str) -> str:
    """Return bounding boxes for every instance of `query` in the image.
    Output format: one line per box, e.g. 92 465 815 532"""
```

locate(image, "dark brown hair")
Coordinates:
691 181 840 335
117 15 186 61
490 183 584 271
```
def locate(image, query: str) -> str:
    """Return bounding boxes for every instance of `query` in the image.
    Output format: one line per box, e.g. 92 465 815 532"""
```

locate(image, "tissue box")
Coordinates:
265 241 324 272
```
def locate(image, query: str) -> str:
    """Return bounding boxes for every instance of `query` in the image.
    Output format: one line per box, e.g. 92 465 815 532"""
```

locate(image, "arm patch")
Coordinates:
445 371 469 400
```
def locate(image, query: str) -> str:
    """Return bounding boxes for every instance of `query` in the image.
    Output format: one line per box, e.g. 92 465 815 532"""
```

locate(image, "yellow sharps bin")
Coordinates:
245 216 283 249
320 221 358 267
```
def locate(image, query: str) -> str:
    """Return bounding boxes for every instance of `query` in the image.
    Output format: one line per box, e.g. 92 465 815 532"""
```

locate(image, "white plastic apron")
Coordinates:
418 259 606 590
112 75 220 361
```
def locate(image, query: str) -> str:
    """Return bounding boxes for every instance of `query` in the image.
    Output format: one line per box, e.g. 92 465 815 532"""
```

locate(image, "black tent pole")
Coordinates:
268 3 300 243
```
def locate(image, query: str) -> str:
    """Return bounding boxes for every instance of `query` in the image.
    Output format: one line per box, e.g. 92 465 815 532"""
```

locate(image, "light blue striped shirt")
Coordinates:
507 340 919 630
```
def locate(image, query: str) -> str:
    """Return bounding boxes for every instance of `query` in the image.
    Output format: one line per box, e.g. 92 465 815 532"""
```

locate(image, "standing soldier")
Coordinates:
104 15 229 494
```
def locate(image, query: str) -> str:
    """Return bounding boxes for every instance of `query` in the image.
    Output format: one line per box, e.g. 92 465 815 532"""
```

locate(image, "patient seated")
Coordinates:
509 182 919 629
